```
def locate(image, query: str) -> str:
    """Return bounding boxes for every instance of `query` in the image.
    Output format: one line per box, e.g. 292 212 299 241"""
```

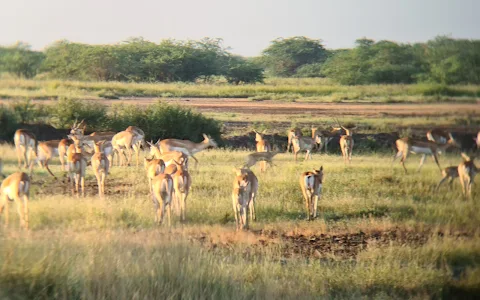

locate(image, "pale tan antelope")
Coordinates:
148 143 189 171
13 129 37 170
111 130 136 166
436 166 459 192
393 137 456 174
286 128 302 153
151 173 174 226
458 153 478 199
67 136 87 197
333 119 356 164
292 131 321 162
232 168 258 230
91 141 110 198
35 138 71 178
125 126 146 166
299 166 324 220
144 157 166 193
253 130 272 172
0 171 30 229
158 134 218 168
172 163 192 222
244 151 279 169
427 128 451 144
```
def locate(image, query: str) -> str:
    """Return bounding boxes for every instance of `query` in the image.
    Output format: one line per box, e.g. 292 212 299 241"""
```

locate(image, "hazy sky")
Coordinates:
1 0 479 56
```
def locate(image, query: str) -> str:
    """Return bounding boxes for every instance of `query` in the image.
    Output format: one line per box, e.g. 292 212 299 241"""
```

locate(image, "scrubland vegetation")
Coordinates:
0 145 479 298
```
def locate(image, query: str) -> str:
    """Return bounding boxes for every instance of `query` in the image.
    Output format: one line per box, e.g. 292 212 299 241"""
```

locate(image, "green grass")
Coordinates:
0 77 479 103
0 144 479 298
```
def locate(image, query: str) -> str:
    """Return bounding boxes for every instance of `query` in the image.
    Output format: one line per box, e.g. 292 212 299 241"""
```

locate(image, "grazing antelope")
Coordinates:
232 168 258 230
244 151 279 169
427 128 450 144
253 130 271 172
299 166 324 220
458 153 478 199
436 166 459 192
172 163 191 222
0 171 30 229
148 143 189 170
292 131 321 162
144 157 166 193
67 136 87 197
158 134 218 168
393 137 456 174
333 119 356 164
91 141 110 198
286 128 302 153
151 172 174 226
13 129 37 170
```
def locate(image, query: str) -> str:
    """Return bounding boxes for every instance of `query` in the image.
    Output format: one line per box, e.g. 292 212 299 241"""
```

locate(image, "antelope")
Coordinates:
144 157 166 193
172 162 191 222
0 159 4 179
151 172 174 226
35 138 71 178
157 134 218 168
13 129 37 170
91 141 109 198
458 153 478 199
111 130 136 166
436 166 459 192
232 168 258 230
333 119 356 164
393 137 456 174
0 171 30 229
253 130 271 172
67 136 87 197
70 119 87 136
286 128 302 153
292 131 321 162
244 151 279 169
475 131 480 150
427 128 451 144
125 126 146 166
320 127 343 153
311 127 323 151
148 143 189 171
299 166 324 220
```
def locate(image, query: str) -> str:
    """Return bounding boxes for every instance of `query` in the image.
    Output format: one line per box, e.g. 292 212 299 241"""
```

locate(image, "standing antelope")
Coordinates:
0 171 30 229
311 127 323 151
70 119 87 136
299 166 324 220
13 129 37 171
292 131 321 162
67 136 87 197
393 137 456 173
157 134 218 168
151 172 174 226
144 157 166 193
254 130 271 172
244 151 279 169
458 153 478 199
148 143 189 171
232 168 258 230
91 141 109 198
286 128 302 153
111 130 136 167
427 128 451 144
172 163 191 222
436 166 459 192
125 126 146 166
333 119 356 164
35 138 71 178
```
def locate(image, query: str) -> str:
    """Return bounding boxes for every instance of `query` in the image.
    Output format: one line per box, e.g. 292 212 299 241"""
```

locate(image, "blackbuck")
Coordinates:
286 128 302 153
0 171 30 229
436 166 459 192
67 136 87 197
393 137 456 174
253 130 272 172
458 153 478 199
144 157 166 193
427 128 451 144
35 138 71 178
299 166 323 220
244 151 279 169
91 141 109 198
320 127 343 153
157 134 218 168
13 129 37 171
333 119 356 164
232 168 258 230
172 162 191 222
111 130 137 167
292 131 321 162
148 143 189 171
70 119 87 136
151 172 174 226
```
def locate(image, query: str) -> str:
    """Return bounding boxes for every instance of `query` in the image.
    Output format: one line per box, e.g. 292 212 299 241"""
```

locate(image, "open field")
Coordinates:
0 77 479 103
1 142 480 298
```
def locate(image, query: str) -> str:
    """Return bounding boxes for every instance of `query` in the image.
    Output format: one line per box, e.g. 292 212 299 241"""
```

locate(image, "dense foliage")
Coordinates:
0 36 479 85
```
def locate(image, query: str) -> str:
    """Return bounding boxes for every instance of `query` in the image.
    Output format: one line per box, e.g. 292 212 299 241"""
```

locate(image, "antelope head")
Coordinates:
202 134 218 148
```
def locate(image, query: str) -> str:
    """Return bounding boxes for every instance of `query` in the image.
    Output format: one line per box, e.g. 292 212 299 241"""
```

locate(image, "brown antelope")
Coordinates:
172 163 191 222
333 119 356 164
13 129 37 170
393 137 456 173
427 128 451 144
299 166 324 220
253 130 272 172
158 134 218 168
91 141 109 198
144 157 166 193
292 131 321 162
232 168 258 230
151 172 174 226
70 119 87 136
311 127 323 151
436 166 459 192
286 128 302 153
35 138 71 178
148 143 189 170
458 153 478 199
244 151 279 169
67 136 87 197
0 171 30 229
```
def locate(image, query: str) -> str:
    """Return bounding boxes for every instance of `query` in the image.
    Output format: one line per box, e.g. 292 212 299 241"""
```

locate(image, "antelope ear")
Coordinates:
461 153 471 161
203 133 208 140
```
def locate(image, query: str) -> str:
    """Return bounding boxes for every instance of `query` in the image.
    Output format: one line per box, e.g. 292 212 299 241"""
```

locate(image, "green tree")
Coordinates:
0 42 44 78
224 56 264 84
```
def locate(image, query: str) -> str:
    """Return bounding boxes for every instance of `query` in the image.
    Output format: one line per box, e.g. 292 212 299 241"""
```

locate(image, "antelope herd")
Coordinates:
0 119 478 231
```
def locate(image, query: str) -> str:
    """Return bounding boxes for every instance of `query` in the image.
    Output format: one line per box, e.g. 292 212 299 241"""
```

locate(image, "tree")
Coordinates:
0 42 44 78
224 56 264 84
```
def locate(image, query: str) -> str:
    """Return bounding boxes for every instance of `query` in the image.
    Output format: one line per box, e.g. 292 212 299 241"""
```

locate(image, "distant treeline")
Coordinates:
0 36 479 85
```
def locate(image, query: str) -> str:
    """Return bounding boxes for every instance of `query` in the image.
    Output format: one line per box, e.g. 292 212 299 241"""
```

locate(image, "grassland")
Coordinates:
0 143 479 299
0 77 479 103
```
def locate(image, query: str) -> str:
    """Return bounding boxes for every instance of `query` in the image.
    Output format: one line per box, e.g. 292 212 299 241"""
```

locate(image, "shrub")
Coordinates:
0 105 19 140
48 98 108 130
